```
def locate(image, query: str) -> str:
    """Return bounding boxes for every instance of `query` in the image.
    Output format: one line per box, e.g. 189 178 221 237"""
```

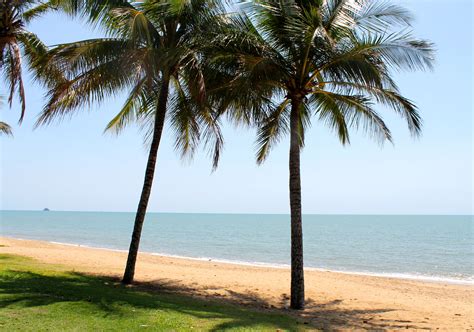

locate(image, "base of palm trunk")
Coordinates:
290 302 304 310
121 275 133 285
290 279 305 310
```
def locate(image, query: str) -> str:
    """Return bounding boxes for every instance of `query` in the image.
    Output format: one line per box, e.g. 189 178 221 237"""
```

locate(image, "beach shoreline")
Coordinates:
0 236 472 329
4 235 472 286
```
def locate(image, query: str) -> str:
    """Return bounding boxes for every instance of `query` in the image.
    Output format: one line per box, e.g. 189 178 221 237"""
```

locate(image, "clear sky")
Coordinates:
1 0 472 215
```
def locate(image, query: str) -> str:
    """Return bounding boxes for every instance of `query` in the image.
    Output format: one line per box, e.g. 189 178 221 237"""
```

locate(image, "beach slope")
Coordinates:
0 237 472 329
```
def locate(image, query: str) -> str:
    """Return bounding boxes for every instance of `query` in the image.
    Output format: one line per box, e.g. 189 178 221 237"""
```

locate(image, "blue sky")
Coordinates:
1 0 472 215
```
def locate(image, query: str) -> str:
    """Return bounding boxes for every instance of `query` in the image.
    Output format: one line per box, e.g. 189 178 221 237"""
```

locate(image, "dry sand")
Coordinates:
0 237 472 330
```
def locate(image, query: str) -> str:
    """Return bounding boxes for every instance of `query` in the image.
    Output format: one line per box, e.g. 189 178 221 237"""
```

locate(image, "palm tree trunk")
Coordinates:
122 77 170 285
289 97 304 309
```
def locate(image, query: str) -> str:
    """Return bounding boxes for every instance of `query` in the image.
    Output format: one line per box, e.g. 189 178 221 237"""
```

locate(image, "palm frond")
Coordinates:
311 91 350 144
255 99 290 164
323 0 362 34
199 106 224 170
311 91 392 144
105 77 152 134
0 121 13 136
322 81 421 136
22 1 54 23
354 1 414 32
4 42 26 122
169 76 201 158
36 55 137 127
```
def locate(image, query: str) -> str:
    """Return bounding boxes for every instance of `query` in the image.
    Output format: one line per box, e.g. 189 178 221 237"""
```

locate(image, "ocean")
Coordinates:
1 211 472 284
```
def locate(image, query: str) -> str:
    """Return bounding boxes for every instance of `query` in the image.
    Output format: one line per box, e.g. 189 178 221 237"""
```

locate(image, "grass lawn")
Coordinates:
0 254 308 331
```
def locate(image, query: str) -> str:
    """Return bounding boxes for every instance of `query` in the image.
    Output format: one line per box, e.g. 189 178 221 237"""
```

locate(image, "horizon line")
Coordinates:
1 209 472 217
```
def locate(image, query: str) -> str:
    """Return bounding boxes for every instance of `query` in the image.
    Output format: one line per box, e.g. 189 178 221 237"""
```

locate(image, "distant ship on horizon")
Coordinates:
43 208 50 212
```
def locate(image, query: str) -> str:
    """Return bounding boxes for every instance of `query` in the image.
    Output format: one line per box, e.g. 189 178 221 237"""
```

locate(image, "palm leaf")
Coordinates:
0 121 13 136
255 99 290 164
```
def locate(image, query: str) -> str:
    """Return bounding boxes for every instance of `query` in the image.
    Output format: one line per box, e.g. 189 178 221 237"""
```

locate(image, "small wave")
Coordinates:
304 268 474 286
146 254 474 285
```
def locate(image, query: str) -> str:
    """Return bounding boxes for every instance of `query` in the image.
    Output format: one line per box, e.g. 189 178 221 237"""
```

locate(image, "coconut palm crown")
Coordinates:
207 0 435 309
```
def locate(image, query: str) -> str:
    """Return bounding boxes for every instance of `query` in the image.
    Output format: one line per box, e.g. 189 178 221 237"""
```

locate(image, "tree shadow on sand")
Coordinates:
136 277 428 330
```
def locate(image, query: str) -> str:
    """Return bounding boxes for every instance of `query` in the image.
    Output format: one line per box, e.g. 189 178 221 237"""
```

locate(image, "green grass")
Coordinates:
0 254 308 331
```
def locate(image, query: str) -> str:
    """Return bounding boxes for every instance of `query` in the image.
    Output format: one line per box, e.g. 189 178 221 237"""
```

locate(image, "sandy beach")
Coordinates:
0 237 472 330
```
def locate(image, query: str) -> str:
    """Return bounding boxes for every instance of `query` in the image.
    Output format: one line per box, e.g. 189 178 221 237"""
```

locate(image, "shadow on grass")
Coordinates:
0 254 426 330
0 255 302 331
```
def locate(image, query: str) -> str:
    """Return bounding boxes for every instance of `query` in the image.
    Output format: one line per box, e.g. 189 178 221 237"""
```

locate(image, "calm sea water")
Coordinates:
1 211 472 284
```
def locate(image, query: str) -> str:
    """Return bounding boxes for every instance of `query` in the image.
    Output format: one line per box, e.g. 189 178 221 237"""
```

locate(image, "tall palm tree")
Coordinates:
0 0 51 123
35 0 228 284
209 0 434 309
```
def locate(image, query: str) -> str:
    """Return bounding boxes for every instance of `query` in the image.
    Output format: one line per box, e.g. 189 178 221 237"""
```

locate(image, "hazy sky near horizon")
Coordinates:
1 0 472 215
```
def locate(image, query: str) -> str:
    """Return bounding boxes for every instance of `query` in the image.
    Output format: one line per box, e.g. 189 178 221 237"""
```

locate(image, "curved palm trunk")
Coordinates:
122 77 170 285
289 98 304 309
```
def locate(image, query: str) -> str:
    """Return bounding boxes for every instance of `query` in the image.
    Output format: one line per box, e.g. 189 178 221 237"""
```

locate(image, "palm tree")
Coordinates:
35 0 228 284
0 0 51 123
209 0 434 309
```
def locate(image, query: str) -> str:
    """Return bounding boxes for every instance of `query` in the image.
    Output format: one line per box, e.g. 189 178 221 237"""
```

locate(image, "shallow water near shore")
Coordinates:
1 211 472 284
